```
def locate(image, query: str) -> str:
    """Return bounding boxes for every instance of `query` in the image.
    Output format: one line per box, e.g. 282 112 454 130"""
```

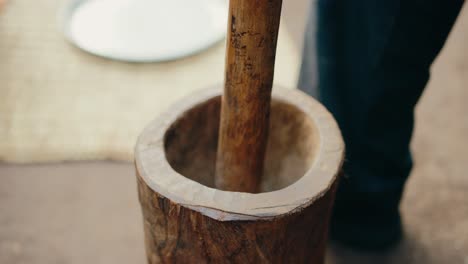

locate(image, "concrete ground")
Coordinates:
1 1 467 264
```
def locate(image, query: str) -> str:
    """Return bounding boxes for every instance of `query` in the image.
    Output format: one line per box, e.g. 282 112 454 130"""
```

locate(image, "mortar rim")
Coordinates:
135 85 344 221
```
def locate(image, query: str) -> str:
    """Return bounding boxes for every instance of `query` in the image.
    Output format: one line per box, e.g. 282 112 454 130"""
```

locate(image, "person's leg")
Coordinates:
298 5 318 98
312 0 464 250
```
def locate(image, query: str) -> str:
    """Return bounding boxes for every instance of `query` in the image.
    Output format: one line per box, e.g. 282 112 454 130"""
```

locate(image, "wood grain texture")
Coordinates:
137 172 338 264
135 87 344 263
216 0 283 193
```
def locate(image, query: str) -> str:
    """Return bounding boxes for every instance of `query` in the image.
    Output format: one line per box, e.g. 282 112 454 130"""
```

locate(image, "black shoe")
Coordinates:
329 211 403 251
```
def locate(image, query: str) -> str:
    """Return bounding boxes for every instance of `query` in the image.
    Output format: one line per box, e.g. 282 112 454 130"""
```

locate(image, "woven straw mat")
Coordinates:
0 0 300 163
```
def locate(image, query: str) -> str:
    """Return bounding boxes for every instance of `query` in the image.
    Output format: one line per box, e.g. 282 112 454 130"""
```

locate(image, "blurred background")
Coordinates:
1 0 467 263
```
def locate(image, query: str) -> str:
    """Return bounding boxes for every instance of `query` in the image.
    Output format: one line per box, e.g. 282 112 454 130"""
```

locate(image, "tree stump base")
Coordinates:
135 86 344 263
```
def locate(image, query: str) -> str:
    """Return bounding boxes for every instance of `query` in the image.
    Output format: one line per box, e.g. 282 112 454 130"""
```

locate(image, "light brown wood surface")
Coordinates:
215 0 283 193
135 87 344 263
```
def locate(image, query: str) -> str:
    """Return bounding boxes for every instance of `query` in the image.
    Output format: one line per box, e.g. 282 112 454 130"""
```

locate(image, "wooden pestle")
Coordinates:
215 0 283 193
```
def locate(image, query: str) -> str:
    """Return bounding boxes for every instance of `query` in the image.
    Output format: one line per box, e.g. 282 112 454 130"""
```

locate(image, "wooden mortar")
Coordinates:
135 86 344 263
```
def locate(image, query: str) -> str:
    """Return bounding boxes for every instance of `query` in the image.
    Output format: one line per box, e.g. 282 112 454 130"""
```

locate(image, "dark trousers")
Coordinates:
300 0 464 225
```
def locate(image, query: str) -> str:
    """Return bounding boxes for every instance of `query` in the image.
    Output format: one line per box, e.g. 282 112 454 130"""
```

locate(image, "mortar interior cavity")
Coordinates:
163 96 319 193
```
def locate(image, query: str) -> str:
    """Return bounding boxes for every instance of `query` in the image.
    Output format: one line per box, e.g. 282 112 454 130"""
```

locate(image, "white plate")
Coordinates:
63 0 228 62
